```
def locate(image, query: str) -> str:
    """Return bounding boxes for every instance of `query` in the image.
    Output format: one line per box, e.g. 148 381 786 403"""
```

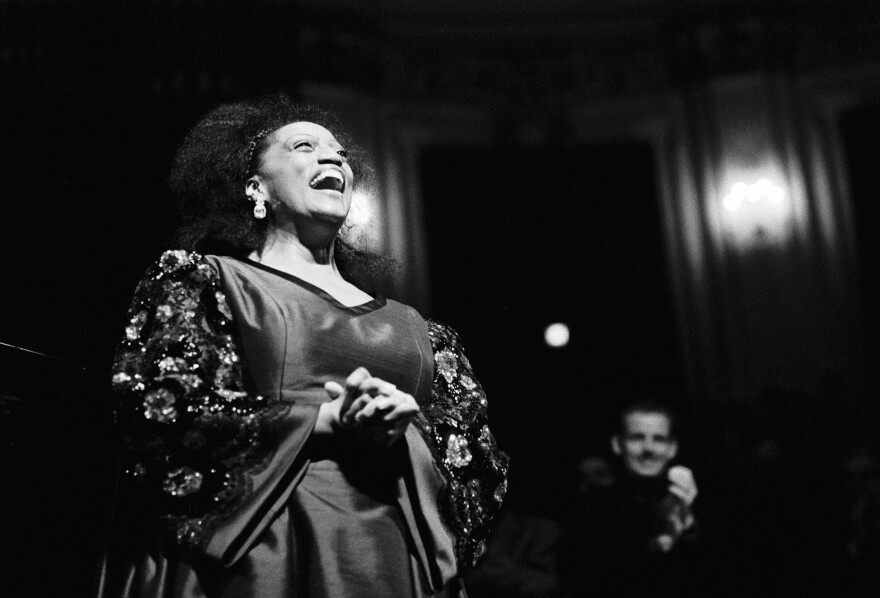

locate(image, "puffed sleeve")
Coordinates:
416 320 510 570
111 250 294 554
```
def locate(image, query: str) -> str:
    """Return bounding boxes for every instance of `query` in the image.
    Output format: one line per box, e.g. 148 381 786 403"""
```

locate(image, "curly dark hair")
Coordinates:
169 93 394 288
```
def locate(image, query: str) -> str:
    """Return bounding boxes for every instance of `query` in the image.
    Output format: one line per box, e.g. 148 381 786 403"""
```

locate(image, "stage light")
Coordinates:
544 323 570 348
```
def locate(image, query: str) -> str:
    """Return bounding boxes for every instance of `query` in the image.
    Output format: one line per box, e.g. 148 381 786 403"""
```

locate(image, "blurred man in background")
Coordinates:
563 400 702 597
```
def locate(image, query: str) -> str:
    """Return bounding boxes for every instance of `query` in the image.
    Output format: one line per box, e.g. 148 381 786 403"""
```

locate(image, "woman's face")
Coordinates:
253 121 354 231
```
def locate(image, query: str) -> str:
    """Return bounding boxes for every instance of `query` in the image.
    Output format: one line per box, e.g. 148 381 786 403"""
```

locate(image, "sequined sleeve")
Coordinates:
416 320 510 570
111 250 291 551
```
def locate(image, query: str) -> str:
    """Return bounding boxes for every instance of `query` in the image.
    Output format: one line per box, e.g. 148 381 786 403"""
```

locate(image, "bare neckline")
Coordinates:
239 257 387 314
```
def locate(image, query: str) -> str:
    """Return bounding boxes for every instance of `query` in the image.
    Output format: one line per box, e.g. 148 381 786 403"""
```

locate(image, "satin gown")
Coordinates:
100 253 504 597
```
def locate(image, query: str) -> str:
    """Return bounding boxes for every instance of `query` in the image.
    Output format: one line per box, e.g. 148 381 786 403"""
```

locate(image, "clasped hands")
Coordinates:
317 366 420 445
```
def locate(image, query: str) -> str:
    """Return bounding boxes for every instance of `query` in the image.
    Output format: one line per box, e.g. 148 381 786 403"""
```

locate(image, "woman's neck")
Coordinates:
250 228 338 273
248 228 373 307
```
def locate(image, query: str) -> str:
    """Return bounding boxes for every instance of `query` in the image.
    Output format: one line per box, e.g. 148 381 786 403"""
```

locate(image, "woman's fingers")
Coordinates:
341 395 372 426
358 378 397 397
324 380 344 399
333 368 373 426
339 369 396 404
354 396 389 421
344 367 372 399
331 368 418 438
354 393 419 424
383 398 420 421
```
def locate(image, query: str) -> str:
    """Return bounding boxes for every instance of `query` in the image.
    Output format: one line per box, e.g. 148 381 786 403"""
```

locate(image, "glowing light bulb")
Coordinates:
767 185 786 204
723 194 741 211
544 323 570 348
755 178 773 193
731 182 749 196
745 185 761 203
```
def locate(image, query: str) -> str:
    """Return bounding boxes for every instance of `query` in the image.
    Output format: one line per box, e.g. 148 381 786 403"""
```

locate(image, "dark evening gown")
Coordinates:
99 251 508 598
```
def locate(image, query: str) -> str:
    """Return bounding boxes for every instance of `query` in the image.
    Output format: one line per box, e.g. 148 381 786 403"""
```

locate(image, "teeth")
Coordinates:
309 171 344 189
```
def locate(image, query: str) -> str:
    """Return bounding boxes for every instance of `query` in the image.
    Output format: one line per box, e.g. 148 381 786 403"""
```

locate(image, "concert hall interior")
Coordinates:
1 0 879 595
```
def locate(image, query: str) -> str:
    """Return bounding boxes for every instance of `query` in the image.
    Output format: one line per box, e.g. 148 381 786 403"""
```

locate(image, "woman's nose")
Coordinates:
317 147 343 165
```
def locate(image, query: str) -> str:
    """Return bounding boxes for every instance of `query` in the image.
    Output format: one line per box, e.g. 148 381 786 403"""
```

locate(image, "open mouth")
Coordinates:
309 170 346 193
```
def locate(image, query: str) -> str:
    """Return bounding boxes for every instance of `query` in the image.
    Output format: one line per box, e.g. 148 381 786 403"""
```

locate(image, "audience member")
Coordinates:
562 400 702 597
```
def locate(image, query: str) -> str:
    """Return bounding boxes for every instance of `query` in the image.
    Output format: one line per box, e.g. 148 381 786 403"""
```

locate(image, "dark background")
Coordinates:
1 1 879 596
420 142 683 473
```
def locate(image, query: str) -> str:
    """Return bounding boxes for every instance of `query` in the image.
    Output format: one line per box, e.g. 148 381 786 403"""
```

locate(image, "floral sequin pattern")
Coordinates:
435 350 458 384
112 250 289 550
163 466 204 497
143 388 178 423
446 433 473 468
416 320 509 570
126 310 147 341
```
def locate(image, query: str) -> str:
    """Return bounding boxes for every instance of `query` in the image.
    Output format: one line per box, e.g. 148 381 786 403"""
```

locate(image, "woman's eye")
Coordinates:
293 141 313 150
337 148 348 159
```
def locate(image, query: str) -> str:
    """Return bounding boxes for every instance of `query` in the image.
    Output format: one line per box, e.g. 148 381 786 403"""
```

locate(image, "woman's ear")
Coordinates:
245 177 265 202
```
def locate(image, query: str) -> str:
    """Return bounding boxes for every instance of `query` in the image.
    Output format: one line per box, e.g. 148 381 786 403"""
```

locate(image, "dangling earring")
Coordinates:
252 197 266 219
246 179 267 219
